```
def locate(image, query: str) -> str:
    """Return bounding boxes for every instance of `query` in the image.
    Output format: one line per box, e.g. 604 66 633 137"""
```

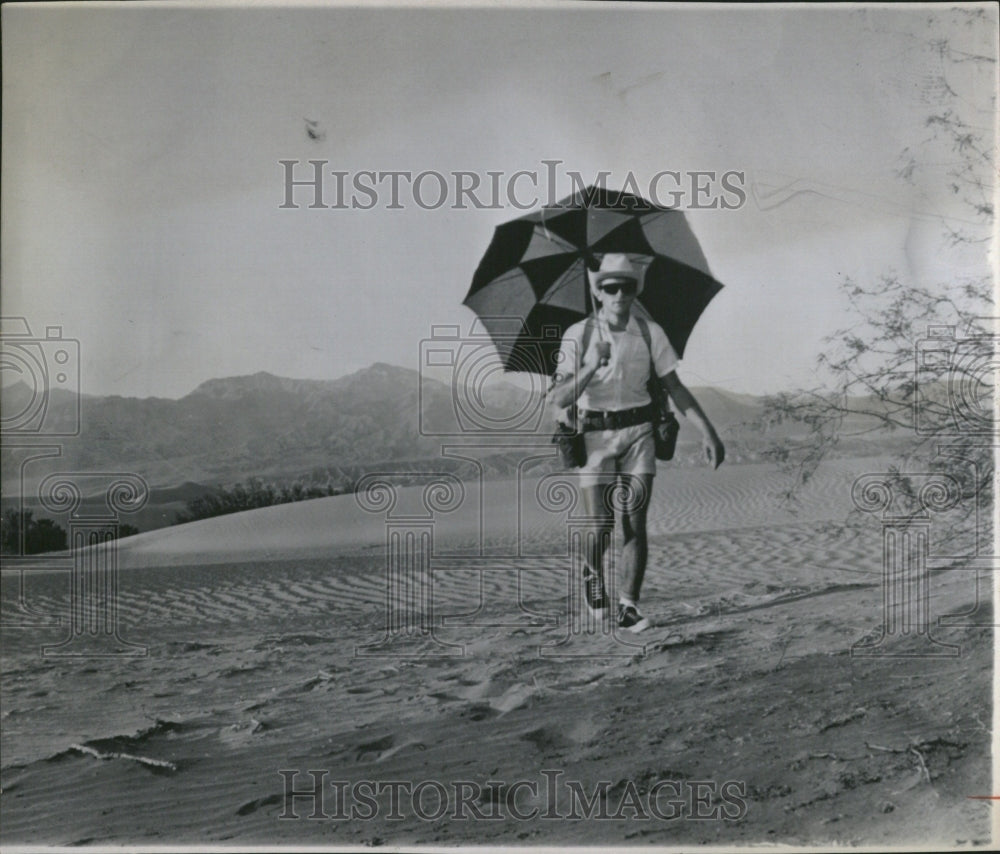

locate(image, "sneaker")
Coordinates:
583 567 610 616
617 603 650 634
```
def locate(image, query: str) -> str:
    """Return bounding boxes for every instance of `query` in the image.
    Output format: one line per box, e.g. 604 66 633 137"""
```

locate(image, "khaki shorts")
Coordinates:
578 422 656 487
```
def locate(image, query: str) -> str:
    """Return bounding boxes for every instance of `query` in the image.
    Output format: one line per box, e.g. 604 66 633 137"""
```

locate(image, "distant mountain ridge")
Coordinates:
1 363 901 500
187 370 325 400
1 364 541 488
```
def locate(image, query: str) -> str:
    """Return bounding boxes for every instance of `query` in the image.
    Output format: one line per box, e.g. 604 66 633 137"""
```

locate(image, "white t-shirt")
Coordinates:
555 314 679 411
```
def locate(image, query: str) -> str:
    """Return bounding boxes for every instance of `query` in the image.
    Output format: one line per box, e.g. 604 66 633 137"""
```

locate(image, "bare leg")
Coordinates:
581 481 614 587
618 473 654 603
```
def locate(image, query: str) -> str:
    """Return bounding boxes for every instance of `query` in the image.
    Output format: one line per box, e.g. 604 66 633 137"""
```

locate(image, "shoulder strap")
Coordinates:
563 317 597 418
548 317 595 400
580 315 596 363
635 316 652 360
637 316 670 410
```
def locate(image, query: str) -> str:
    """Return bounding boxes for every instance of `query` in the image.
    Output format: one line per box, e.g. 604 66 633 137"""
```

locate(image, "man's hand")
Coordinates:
582 339 611 371
663 371 725 469
704 434 725 469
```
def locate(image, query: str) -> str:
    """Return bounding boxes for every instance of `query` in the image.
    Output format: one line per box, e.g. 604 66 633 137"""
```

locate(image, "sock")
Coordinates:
619 595 637 609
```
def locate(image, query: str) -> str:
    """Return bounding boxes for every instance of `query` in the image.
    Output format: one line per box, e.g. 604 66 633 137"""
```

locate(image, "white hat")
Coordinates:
587 253 645 294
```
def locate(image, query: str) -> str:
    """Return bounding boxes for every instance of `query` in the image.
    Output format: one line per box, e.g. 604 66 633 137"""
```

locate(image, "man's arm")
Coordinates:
661 371 725 469
548 337 609 410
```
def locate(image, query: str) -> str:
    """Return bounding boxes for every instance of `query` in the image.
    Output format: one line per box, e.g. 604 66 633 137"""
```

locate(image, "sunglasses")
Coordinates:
598 280 638 296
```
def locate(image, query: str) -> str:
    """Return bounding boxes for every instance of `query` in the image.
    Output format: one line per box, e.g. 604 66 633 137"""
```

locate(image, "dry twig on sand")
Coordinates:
864 740 935 786
910 747 932 783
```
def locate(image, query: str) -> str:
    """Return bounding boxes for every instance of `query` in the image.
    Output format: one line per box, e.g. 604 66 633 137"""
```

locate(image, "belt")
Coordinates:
579 403 656 432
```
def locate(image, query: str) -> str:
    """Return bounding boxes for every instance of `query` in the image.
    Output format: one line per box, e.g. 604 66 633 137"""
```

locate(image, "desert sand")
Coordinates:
0 458 992 848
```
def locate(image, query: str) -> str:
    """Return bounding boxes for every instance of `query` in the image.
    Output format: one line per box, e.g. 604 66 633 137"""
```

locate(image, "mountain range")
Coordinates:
2 363 906 531
2 363 771 482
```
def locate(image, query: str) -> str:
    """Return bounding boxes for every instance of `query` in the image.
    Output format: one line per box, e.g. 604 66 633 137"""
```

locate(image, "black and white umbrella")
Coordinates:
464 185 724 375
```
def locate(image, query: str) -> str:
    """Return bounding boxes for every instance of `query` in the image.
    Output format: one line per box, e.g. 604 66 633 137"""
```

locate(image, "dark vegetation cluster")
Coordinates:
172 477 355 524
0 509 138 556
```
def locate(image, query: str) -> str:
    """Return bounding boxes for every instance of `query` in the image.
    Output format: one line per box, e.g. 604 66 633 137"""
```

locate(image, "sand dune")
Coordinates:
102 459 866 567
1 458 991 847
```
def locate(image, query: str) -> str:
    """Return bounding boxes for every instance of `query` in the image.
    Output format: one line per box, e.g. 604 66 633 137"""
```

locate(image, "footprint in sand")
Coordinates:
355 734 395 760
374 740 426 763
354 734 426 762
424 667 541 720
651 627 737 653
217 718 269 747
490 682 539 716
521 717 601 754
216 663 269 679
452 683 539 720
164 641 221 655
276 672 337 696
235 793 283 816
520 726 571 753
428 678 492 705
459 702 498 722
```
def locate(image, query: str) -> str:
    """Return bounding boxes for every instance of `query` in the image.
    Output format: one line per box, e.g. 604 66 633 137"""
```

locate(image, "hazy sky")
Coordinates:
2 1 996 398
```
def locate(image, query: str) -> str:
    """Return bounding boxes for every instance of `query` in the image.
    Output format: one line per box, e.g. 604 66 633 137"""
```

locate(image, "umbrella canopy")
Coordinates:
464 185 724 376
